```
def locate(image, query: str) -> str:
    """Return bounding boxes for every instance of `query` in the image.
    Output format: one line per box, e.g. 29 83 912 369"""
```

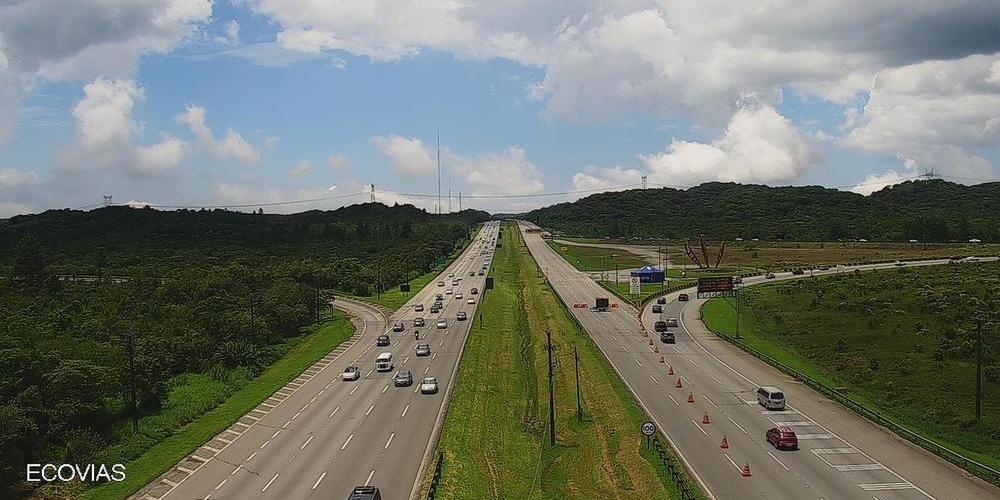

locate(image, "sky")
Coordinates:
2 0 1000 216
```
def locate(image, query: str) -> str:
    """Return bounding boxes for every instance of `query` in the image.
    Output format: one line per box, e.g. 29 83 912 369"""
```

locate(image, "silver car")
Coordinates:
341 365 361 381
436 319 448 329
420 377 439 394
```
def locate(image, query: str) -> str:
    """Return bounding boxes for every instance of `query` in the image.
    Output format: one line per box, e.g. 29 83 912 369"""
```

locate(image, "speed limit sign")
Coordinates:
640 421 656 437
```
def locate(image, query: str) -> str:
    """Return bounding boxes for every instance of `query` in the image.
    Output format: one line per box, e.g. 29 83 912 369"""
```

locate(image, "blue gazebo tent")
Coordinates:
630 264 665 283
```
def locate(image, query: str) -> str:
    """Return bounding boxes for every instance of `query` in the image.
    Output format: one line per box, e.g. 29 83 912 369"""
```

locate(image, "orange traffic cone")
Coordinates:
654 345 659 353
675 378 683 388
741 463 752 477
668 366 674 375
702 413 711 424
720 435 729 449
659 355 665 364
648 338 653 345
687 392 695 403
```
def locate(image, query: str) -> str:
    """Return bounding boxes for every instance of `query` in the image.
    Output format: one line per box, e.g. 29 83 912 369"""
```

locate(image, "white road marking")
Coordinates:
649 375 659 384
261 473 279 492
350 386 359 395
259 440 270 449
384 432 396 449
382 384 389 394
812 448 858 455
767 451 790 471
231 464 243 476
291 411 301 420
834 464 885 472
300 435 314 450
270 430 280 439
424 366 430 374
687 358 700 367
401 404 410 418
403 356 410 364
366 404 375 416
710 375 723 384
860 483 915 491
634 359 642 367
667 394 679 406
704 395 718 408
329 406 341 418
680 375 691 385
691 419 708 436
312 472 327 490
796 433 836 440
722 453 741 472
341 433 354 450
772 421 815 426
318 389 325 396
432 352 437 360
366 369 374 377
214 479 227 490
727 416 750 436
245 453 256 462
309 396 317 403
365 469 376 486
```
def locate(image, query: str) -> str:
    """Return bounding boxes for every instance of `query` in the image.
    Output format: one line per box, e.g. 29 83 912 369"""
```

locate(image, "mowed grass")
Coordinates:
546 240 647 271
702 262 1000 468
431 223 700 499
600 280 697 304
82 311 355 500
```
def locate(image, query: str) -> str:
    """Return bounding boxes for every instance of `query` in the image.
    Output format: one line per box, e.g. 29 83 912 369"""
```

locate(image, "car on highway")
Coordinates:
433 299 443 308
665 317 678 327
414 304 424 312
652 304 663 313
376 334 390 346
392 321 405 332
792 268 804 275
413 317 425 327
765 426 798 450
452 279 460 286
471 287 478 294
446 289 453 295
469 271 475 276
341 365 361 381
348 485 382 500
467 298 476 304
478 270 485 276
436 293 444 300
678 293 689 301
654 320 668 332
437 281 444 287
765 272 776 279
656 297 667 305
436 319 448 329
455 292 463 299
456 311 467 321
375 352 393 372
420 376 439 394
430 305 440 313
415 343 431 356
894 260 906 267
660 331 675 343
732 275 743 284
816 265 831 271
757 386 786 410
393 370 413 387
448 272 454 278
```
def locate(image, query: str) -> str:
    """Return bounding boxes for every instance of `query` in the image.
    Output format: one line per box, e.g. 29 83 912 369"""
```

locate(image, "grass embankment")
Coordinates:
702 262 1000 468
82 312 355 500
430 223 700 499
600 280 697 305
546 240 647 271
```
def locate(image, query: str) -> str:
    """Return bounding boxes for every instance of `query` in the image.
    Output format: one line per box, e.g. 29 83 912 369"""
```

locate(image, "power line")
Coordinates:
392 183 642 200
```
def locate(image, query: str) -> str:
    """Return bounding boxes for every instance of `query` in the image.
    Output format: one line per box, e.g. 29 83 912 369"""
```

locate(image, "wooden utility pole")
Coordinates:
547 330 556 446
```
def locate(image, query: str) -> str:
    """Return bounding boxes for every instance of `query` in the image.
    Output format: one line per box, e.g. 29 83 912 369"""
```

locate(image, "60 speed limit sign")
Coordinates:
640 421 656 437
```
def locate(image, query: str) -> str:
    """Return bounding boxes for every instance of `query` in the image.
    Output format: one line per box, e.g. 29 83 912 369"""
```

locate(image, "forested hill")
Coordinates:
525 180 1000 242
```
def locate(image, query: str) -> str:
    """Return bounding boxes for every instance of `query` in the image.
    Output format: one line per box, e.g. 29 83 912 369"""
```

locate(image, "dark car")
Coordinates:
348 485 382 500
430 305 440 314
470 287 478 295
376 334 390 346
478 270 485 276
392 321 404 332
652 304 663 314
414 304 424 312
766 427 798 450
654 321 668 332
660 331 675 343
678 293 689 301
765 272 776 279
413 317 425 327
436 293 444 300
656 297 667 305
393 370 413 387
456 311 467 321
792 268 804 275
415 343 431 356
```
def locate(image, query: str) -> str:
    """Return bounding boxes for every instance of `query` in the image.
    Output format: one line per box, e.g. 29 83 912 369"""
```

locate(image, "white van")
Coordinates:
375 352 393 372
757 386 785 410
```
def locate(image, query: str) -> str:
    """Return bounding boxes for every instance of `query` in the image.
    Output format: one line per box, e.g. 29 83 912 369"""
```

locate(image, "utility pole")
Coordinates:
735 284 741 340
547 330 556 446
976 318 983 421
437 131 441 215
126 333 138 433
575 346 583 421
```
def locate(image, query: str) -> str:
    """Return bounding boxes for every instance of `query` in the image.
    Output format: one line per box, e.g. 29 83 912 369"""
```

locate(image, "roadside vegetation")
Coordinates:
546 240 646 270
429 223 701 499
702 262 1000 467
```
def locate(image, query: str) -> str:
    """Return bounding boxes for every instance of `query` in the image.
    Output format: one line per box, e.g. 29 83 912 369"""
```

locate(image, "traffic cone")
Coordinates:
676 378 683 388
649 338 653 345
654 345 659 353
659 355 665 363
687 392 694 403
720 435 729 449
702 413 711 424
668 366 674 375
741 463 752 477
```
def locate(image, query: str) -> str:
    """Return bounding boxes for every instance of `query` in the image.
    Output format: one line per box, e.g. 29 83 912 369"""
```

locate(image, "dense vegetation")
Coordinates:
527 180 1000 242
703 262 1000 465
0 203 488 498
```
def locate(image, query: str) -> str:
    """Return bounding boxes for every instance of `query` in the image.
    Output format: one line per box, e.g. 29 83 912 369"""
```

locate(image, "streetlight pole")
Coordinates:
976 318 983 421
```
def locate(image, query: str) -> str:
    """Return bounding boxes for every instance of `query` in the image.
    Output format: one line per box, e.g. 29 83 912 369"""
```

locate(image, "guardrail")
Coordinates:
704 316 1000 486
651 435 699 500
426 451 444 499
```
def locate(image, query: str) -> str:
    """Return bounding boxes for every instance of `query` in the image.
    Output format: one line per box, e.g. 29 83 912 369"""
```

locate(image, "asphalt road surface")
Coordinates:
520 221 1000 500
144 222 500 500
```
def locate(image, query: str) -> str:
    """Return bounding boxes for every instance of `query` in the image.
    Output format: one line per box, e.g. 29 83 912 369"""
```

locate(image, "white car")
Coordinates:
436 319 448 329
455 292 463 300
420 376 439 394
341 365 361 381
446 289 453 295
467 298 476 304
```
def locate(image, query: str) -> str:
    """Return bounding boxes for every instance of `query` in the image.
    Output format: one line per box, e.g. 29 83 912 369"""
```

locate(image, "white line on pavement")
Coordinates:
767 451 790 471
401 404 410 418
312 472 327 490
261 473 279 492
385 432 395 449
366 404 375 416
330 406 341 418
300 435 314 450
691 419 708 436
341 434 354 450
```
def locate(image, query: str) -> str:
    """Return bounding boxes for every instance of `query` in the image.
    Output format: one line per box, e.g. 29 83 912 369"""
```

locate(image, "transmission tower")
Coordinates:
370 184 376 203
103 195 113 207
642 175 647 189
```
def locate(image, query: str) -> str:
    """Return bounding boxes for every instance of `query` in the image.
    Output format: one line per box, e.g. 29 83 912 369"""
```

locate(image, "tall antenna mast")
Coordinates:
459 192 462 211
448 181 452 213
370 184 376 203
103 194 113 207
437 131 441 214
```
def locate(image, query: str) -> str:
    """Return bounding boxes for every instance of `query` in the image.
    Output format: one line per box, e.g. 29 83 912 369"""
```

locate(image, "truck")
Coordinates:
594 297 610 311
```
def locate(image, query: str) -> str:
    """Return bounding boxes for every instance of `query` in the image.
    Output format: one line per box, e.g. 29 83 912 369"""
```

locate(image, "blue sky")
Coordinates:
1 1 999 216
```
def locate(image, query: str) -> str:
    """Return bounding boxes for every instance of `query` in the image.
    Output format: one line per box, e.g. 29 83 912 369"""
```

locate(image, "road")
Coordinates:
138 221 500 500
521 221 1000 500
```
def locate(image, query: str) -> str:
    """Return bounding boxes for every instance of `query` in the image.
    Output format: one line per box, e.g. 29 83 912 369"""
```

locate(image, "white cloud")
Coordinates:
214 20 240 46
371 135 435 175
327 153 351 170
571 166 644 192
289 160 312 178
176 104 260 163
640 97 818 186
0 167 41 187
450 146 544 197
851 170 913 195
0 201 36 218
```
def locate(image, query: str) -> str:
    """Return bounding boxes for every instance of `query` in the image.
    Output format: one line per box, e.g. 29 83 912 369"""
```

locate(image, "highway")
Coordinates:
520 221 1000 500
136 221 500 500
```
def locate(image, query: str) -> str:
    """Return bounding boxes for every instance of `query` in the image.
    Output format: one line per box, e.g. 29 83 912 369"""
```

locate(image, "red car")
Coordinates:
766 427 798 450
678 293 689 301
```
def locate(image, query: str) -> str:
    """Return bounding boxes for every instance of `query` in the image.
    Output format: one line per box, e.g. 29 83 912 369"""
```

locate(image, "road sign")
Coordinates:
697 276 735 298
629 276 641 295
641 421 656 436
400 283 410 293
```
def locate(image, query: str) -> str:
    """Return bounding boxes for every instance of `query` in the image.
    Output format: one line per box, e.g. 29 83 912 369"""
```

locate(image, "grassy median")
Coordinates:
702 263 1000 469
430 223 700 499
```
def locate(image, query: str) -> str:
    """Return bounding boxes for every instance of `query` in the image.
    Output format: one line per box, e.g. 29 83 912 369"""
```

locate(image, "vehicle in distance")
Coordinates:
478 270 484 276
467 298 476 304
415 343 431 356
348 485 382 500
455 292 463 299
656 297 667 305
341 365 361 381
678 293 689 301
437 281 444 287
413 317 425 327
414 304 424 312
665 317 678 327
436 293 443 300
792 268 804 275
895 260 906 267
452 279 460 286
436 319 448 329
757 386 786 410
456 311 467 321
732 275 743 284
393 370 413 387
430 305 440 313
471 287 478 294
765 272 776 279
766 427 798 450
392 321 404 332
448 273 454 278
660 331 675 343
652 304 663 313
420 377 439 394
376 334 390 346
446 289 453 295
816 265 830 271
375 352 393 372
595 297 610 311
654 320 668 332
469 271 475 276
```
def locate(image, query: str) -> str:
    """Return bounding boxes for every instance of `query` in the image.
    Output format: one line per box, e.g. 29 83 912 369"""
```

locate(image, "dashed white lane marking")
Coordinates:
365 404 375 416
680 375 692 385
649 375 659 384
797 433 836 439
245 453 256 462
350 386 359 395
329 406 341 418
834 464 886 472
259 440 270 449
763 409 798 415
366 369 374 377
860 483 916 491
261 473 279 492
364 469 376 486
710 375 723 384
667 394 679 406
690 419 708 436
687 358 700 367
634 359 642 367
341 433 354 450
767 450 790 471
270 430 281 439
384 432 396 449
312 472 327 490
291 411 301 420
382 384 389 394
722 453 742 472
727 416 750 436
622 344 629 352
432 352 438 360
403 356 410 364
300 435 314 450
214 479 227 490
401 404 410 418
703 395 718 408
231 464 243 476
439 339 445 346
812 448 858 455
771 421 815 426
424 366 430 374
